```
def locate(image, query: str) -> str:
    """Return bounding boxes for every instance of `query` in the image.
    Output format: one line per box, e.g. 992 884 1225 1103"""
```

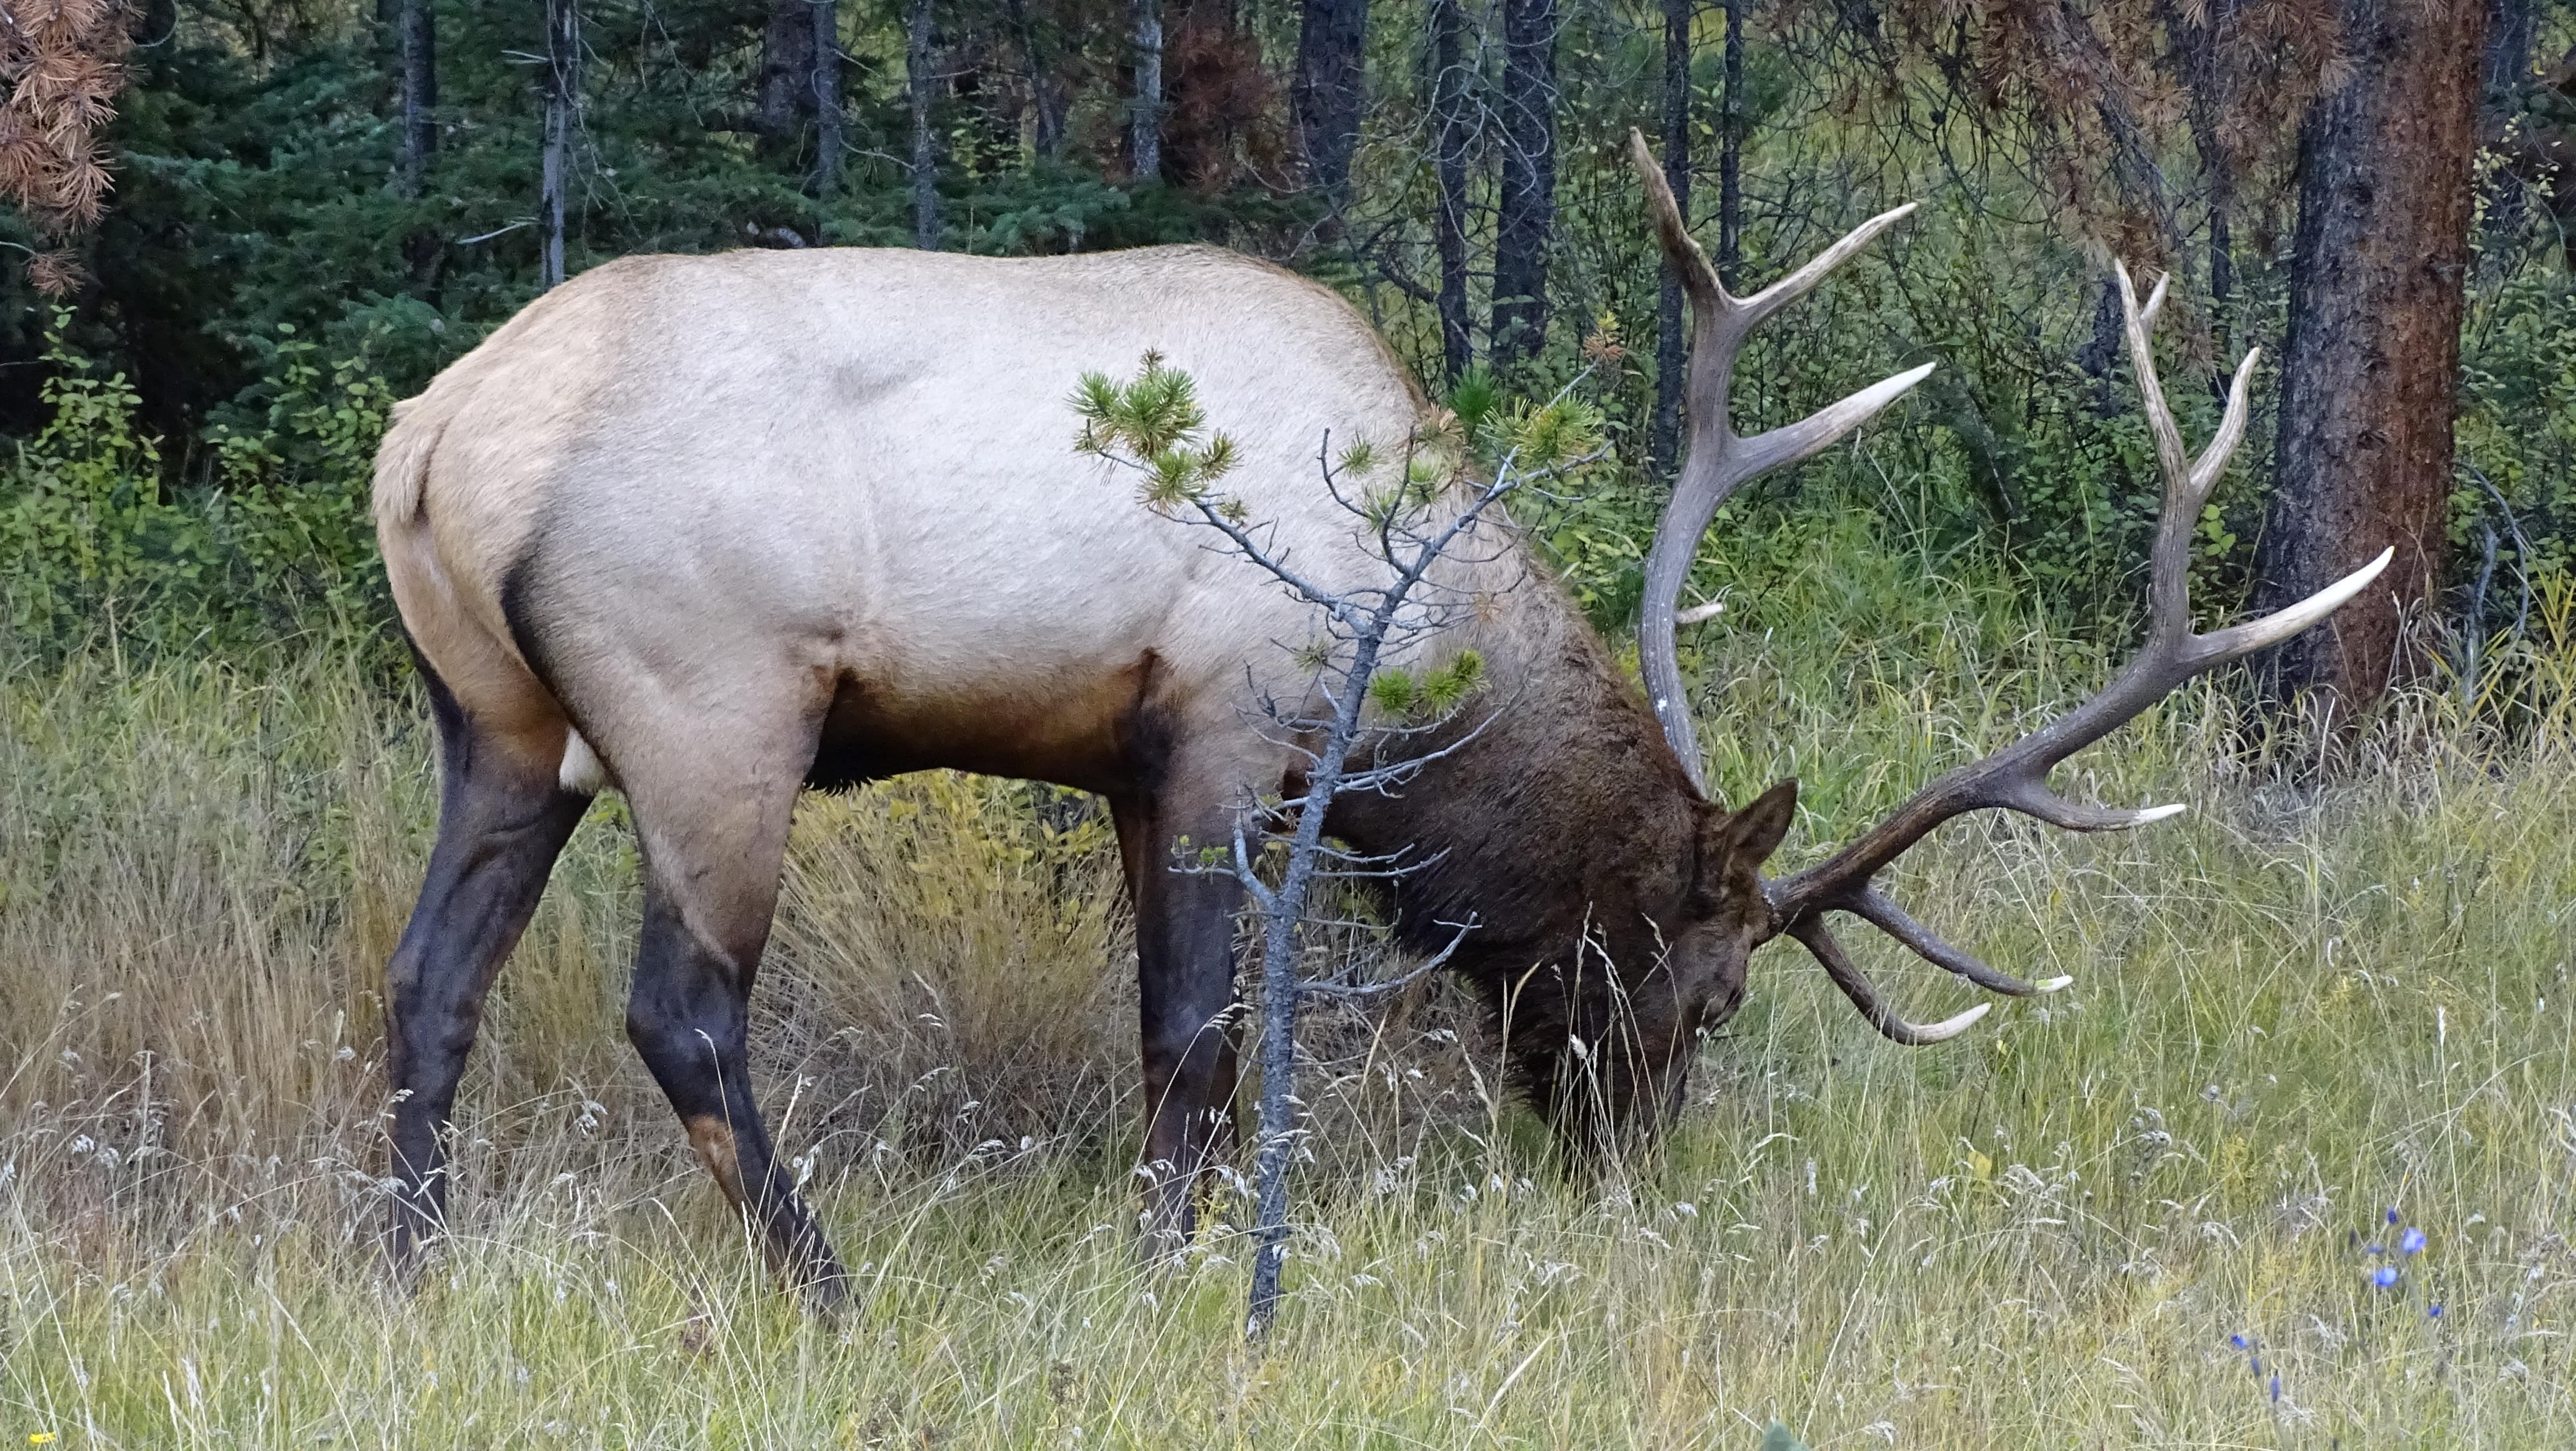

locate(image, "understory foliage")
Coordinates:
7 0 2574 663
7 511 2576 1442
0 312 396 665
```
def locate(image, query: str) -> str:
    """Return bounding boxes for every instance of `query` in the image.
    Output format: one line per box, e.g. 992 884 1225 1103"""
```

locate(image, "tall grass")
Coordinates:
5 516 2575 1446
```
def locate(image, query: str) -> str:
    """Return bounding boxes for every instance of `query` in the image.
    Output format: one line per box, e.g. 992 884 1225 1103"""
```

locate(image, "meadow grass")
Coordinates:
4 517 2575 1447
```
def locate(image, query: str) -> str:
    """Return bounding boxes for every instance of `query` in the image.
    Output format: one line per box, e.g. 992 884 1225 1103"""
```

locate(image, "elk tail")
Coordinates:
371 398 444 530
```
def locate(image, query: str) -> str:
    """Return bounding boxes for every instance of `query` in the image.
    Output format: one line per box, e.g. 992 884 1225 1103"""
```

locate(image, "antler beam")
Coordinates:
1767 262 2388 1044
1629 121 2393 1047
1626 129 1933 794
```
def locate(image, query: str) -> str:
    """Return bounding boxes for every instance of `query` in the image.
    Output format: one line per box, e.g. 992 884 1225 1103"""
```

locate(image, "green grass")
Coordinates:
5 518 2576 1447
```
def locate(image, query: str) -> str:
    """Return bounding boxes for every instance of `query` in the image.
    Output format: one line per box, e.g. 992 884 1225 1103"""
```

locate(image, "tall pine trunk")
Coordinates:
540 0 577 290
909 0 941 245
2253 0 2491 719
812 0 841 198
1132 0 1163 180
1006 0 1066 160
396 0 434 198
1293 0 1370 212
2169 0 2241 363
1429 0 1473 380
1648 0 1691 476
755 0 815 161
1716 0 1742 285
1489 0 1556 369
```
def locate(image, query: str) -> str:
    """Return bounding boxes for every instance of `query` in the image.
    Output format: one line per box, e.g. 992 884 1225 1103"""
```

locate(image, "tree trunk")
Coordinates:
2168 0 2241 364
1649 0 1692 477
811 0 842 199
909 0 941 246
756 0 816 161
396 0 435 199
1132 0 1164 181
1293 0 1370 212
540 0 577 291
2253 0 2491 720
1489 0 1557 369
1430 0 1473 379
1716 0 1742 285
1006 0 1066 160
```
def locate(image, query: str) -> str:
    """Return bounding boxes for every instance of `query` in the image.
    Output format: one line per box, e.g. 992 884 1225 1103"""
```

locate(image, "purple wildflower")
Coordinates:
2269 1373 2282 1403
2367 1242 2385 1256
2401 1227 2426 1255
2372 1265 2401 1289
2387 1207 2401 1225
2428 1303 2444 1318
2230 1334 2250 1351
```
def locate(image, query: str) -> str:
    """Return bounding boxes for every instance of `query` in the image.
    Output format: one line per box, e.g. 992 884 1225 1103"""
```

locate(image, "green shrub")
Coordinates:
1 311 398 672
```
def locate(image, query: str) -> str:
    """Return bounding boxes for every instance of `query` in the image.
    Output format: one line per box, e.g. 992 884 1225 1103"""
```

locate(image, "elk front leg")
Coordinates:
1113 793 1245 1253
613 702 851 1306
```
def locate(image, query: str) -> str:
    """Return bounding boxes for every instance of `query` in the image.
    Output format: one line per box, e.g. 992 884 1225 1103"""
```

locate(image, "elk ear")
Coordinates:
1717 779 1798 869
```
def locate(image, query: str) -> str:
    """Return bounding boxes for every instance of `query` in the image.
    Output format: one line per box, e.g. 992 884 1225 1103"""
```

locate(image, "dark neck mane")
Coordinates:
1325 579 1705 978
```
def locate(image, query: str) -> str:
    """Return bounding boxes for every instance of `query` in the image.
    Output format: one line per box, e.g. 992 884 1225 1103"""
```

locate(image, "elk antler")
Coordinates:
1628 131 2393 1045
1625 129 1935 794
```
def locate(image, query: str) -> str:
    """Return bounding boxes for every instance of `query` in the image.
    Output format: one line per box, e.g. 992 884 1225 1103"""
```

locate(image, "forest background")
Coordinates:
6 0 2576 1445
2 0 2572 688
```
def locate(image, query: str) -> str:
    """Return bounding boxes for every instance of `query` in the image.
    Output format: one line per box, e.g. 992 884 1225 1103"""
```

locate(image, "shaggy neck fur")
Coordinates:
1324 579 1708 1010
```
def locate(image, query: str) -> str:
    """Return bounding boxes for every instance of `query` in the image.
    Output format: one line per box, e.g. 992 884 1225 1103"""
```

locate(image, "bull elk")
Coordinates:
369 128 2385 1302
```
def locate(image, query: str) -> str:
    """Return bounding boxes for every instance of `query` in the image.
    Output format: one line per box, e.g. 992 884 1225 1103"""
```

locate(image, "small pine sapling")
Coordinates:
1075 353 1607 1337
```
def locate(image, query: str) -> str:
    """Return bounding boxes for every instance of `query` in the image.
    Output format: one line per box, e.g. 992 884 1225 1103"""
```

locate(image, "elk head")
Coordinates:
1614 129 2387 1074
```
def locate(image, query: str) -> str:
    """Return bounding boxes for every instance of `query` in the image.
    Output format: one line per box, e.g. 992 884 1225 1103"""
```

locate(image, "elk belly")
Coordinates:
560 728 608 795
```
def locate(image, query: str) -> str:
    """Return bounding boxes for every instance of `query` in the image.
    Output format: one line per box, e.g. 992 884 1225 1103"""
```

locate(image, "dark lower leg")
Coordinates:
383 774 587 1274
626 888 848 1303
1117 798 1245 1247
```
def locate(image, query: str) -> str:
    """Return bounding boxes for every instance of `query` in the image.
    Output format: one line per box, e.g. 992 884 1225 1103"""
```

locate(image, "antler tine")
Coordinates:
1758 261 2389 1047
1789 919 1992 1046
2116 261 2199 640
1851 887 2071 996
1736 202 1922 336
1625 128 1930 793
1628 129 1721 309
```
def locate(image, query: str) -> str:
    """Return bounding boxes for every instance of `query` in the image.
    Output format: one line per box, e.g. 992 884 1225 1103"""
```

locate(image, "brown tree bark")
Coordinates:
1429 0 1474 380
1649 0 1692 476
1162 0 1268 190
1293 0 1371 211
2252 0 2491 718
756 0 816 159
1489 0 1557 369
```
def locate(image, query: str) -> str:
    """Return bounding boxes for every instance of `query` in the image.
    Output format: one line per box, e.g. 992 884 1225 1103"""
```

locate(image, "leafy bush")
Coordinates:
1 311 396 670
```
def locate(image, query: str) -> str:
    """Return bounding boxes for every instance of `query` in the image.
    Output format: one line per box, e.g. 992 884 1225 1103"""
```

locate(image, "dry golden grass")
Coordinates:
6 545 2576 1446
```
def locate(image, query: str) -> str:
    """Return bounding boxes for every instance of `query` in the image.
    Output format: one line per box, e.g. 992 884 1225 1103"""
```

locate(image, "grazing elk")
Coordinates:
370 129 2385 1302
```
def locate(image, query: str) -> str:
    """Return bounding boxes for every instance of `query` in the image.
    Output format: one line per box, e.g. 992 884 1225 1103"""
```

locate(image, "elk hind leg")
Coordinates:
383 664 590 1276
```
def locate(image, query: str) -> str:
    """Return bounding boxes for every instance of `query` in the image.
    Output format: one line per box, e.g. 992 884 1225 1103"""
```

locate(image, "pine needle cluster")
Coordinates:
1072 352 1244 517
